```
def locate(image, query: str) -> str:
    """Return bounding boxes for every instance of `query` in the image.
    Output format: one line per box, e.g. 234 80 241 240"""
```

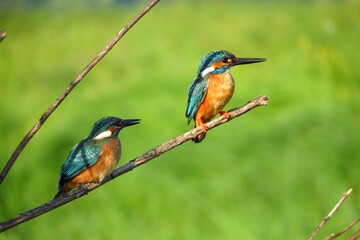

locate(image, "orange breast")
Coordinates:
62 138 121 192
195 73 235 126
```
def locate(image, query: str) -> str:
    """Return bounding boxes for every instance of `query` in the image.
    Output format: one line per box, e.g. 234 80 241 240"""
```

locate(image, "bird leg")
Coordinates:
193 117 208 143
200 122 207 133
196 118 207 133
80 182 98 195
219 111 230 120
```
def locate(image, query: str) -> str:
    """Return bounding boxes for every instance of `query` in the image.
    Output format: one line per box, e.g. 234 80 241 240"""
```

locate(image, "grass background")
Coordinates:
1 0 360 239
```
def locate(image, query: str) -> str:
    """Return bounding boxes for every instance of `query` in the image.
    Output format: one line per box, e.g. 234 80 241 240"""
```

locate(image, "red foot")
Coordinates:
196 118 207 133
200 122 207 133
220 111 230 120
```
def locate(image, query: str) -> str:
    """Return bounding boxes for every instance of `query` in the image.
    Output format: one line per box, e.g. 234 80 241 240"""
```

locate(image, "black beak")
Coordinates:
121 119 141 128
231 58 266 66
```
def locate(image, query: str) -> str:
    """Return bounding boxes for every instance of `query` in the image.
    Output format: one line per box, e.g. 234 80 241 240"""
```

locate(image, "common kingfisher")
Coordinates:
55 116 140 197
186 50 265 143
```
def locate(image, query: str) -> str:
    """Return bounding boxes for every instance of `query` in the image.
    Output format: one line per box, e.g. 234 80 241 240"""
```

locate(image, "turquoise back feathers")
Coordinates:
58 117 140 188
185 50 266 126
186 50 236 123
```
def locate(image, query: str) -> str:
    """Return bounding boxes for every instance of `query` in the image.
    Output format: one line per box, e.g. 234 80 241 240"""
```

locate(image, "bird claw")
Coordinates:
220 111 230 120
79 183 97 195
200 123 207 133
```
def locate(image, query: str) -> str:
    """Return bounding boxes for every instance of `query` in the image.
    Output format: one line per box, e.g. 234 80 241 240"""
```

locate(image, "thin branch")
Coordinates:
348 229 360 240
308 188 353 240
0 0 160 186
0 95 269 233
0 30 6 42
326 217 360 240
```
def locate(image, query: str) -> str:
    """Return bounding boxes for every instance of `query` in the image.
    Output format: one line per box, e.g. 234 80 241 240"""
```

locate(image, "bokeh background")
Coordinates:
1 0 360 239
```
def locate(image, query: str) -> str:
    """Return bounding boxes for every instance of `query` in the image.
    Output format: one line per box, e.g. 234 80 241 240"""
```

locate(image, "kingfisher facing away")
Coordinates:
55 116 140 197
186 50 265 143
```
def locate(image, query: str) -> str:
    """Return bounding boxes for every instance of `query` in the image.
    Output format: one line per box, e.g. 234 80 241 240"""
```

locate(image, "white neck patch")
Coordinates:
93 130 112 140
201 66 215 78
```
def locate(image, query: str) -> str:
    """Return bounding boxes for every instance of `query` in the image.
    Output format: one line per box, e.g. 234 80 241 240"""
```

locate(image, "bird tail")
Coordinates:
192 132 206 143
53 185 73 199
54 178 67 199
54 190 62 199
54 181 70 199
192 121 206 143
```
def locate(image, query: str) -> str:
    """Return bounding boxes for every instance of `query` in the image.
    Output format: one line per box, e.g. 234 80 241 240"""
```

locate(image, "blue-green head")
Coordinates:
197 50 266 77
88 116 140 139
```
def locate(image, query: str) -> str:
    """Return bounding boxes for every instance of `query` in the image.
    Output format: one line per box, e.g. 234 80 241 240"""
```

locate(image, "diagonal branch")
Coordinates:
0 0 160 186
325 217 360 240
0 95 269 233
348 229 360 240
308 188 353 240
0 30 6 42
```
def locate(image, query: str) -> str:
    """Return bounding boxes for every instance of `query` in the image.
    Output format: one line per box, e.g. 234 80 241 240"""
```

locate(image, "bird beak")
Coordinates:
231 58 266 66
122 119 141 127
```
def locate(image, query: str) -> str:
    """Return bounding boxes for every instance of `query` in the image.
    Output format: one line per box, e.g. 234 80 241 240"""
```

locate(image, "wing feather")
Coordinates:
58 138 102 186
185 76 208 123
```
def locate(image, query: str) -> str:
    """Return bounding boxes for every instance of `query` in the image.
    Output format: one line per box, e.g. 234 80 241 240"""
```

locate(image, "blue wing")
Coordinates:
58 138 102 186
185 76 208 123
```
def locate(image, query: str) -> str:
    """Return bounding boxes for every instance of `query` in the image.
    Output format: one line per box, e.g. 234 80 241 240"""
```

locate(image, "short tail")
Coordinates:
54 190 62 199
54 185 67 199
54 178 67 199
54 181 70 199
192 132 206 143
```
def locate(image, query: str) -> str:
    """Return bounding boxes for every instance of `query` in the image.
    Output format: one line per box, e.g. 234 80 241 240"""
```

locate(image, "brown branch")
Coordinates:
326 217 360 240
308 188 353 240
0 95 269 233
0 0 160 186
348 229 360 240
0 30 6 42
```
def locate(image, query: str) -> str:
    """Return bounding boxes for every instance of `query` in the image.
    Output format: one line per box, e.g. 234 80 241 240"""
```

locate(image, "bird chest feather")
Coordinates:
206 73 235 113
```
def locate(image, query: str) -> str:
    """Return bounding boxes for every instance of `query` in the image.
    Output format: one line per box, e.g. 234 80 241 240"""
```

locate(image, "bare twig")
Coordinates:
308 188 353 240
0 95 269 232
0 0 160 186
325 217 360 240
348 229 360 240
0 30 6 42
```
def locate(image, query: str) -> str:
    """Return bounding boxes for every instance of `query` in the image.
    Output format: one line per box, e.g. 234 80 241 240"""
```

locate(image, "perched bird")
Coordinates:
186 50 265 143
55 116 140 197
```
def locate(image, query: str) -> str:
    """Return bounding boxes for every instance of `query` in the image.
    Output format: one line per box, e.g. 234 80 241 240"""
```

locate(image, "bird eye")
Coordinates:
222 58 232 64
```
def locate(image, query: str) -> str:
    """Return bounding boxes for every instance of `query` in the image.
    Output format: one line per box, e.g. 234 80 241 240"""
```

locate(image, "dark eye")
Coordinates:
222 58 231 63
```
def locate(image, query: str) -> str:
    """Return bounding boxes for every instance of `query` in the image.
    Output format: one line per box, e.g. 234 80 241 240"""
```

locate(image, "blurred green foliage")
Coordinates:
1 0 360 239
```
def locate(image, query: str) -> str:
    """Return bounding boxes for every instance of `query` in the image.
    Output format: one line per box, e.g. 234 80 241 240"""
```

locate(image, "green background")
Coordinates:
1 0 360 239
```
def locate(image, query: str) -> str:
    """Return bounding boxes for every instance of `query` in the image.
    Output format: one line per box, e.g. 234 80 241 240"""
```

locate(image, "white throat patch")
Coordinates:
201 66 215 78
93 130 112 140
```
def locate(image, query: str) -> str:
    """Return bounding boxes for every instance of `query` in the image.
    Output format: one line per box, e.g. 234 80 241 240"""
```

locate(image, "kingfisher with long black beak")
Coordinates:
186 50 265 143
55 116 140 197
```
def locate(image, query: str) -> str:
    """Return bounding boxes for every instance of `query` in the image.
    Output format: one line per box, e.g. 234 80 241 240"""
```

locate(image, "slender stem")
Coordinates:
347 229 360 240
0 30 6 42
325 217 360 240
0 96 269 232
0 0 160 185
308 188 353 240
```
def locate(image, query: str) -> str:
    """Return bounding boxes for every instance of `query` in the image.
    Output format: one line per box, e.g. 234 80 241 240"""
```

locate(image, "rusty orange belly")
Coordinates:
61 138 121 193
195 73 235 126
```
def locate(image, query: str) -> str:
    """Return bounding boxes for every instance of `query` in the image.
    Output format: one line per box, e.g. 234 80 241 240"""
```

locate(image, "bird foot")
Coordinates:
200 122 207 133
220 111 230 120
79 183 97 195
